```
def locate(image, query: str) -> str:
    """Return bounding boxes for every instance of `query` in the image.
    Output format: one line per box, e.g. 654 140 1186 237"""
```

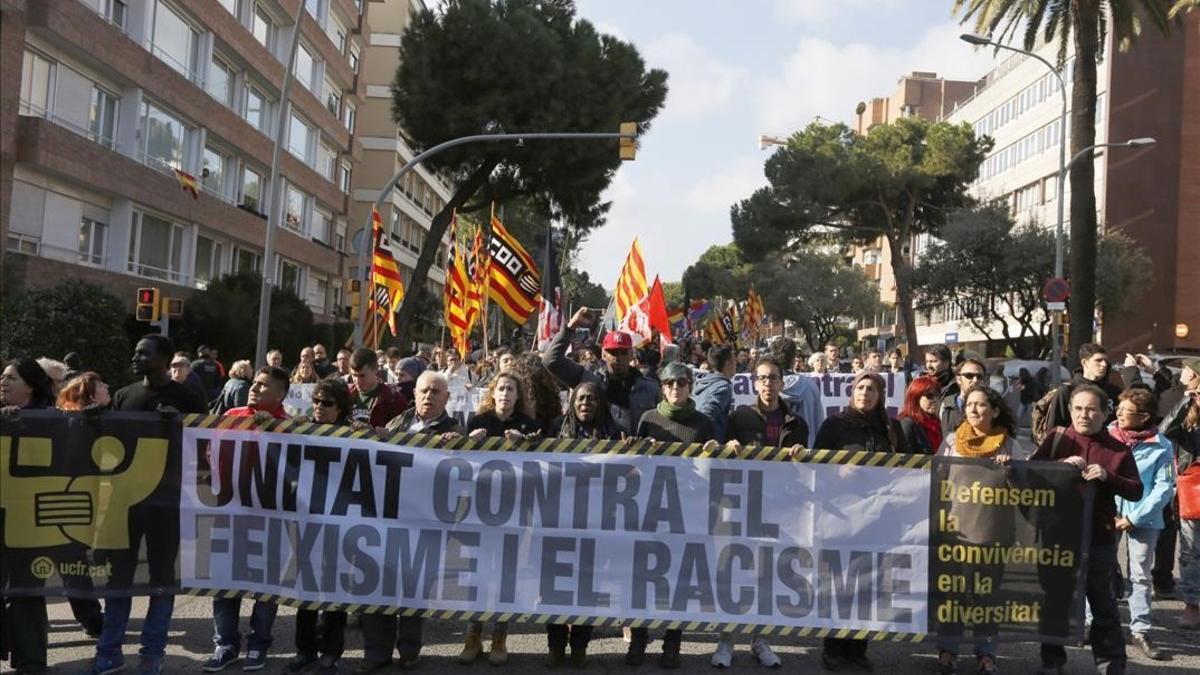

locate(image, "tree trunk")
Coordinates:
1068 4 1101 357
392 160 498 348
887 232 921 364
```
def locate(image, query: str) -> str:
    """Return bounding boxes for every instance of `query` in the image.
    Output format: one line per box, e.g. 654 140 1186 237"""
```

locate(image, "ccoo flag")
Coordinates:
487 216 541 323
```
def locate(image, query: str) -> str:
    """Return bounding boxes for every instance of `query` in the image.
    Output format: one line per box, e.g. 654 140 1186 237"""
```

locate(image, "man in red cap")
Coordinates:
542 308 660 435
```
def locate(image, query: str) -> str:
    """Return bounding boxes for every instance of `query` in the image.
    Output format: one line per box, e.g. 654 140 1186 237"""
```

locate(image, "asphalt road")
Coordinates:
32 592 1200 674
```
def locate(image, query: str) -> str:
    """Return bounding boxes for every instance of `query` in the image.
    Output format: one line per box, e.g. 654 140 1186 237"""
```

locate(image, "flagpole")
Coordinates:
480 204 495 363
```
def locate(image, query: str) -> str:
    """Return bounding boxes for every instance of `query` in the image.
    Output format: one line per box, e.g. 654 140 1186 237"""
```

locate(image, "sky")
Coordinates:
570 0 1000 289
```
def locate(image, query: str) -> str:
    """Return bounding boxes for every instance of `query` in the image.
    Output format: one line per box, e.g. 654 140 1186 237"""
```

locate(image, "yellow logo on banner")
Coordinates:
30 556 55 580
0 435 168 549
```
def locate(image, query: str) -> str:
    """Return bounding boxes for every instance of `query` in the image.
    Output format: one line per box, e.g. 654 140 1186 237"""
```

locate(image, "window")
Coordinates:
89 86 118 148
329 16 347 53
305 0 322 20
284 184 310 232
348 45 360 73
294 43 316 91
324 78 341 117
243 84 272 133
343 102 355 133
19 50 55 116
287 112 314 163
339 160 352 193
253 5 275 50
277 257 303 294
335 218 346 252
312 207 332 244
317 143 336 181
78 217 107 266
86 0 128 29
152 1 199 81
128 211 184 281
194 234 224 284
234 246 260 272
206 57 234 107
202 146 231 199
140 100 189 171
307 272 328 313
217 0 238 15
241 166 263 213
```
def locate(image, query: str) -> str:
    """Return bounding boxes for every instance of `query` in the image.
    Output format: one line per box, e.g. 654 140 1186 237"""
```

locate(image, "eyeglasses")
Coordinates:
662 379 691 388
755 375 781 383
1116 408 1147 417
960 372 984 380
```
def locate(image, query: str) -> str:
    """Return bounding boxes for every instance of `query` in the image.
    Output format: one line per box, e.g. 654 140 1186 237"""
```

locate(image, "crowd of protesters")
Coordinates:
2 318 1199 675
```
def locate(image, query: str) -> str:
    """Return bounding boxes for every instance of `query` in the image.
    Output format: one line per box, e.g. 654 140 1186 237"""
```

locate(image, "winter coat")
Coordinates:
1109 424 1176 531
813 410 910 454
779 372 824 447
542 326 660 436
1162 394 1199 474
692 370 733 442
726 399 809 448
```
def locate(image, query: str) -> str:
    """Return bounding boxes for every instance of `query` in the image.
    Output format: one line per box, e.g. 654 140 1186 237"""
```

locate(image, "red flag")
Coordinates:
645 276 673 344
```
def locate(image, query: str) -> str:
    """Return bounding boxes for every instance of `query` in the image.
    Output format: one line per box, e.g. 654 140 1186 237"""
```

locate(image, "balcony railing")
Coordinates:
20 100 117 150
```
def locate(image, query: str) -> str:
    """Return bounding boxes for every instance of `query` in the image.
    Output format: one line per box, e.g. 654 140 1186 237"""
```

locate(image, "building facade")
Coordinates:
1 0 367 321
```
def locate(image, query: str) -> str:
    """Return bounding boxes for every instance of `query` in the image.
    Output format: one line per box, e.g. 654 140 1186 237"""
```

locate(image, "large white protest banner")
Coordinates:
180 426 929 634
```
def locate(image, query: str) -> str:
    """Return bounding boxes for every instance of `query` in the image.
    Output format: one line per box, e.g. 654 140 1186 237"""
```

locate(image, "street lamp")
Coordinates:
961 32 1071 379
758 134 788 150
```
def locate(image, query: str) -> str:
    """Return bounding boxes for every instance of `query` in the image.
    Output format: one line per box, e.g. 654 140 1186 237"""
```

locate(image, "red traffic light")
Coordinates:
138 288 156 304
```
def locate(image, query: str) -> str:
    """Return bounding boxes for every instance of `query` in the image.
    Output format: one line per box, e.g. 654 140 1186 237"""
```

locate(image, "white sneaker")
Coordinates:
710 641 733 668
751 637 782 669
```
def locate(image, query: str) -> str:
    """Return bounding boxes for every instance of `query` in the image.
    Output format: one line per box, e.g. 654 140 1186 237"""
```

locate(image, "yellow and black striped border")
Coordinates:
183 587 925 641
182 414 931 469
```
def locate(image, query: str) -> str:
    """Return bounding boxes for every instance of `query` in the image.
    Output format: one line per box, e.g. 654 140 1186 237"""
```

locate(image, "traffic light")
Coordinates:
163 297 184 317
619 121 637 161
136 287 160 322
348 279 361 321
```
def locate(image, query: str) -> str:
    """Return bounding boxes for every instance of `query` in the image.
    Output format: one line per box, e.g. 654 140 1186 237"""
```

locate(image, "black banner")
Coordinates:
928 456 1092 645
0 410 182 597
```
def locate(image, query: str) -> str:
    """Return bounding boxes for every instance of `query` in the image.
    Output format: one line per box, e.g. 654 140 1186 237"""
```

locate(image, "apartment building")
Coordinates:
348 0 453 318
1 0 367 320
852 15 1200 355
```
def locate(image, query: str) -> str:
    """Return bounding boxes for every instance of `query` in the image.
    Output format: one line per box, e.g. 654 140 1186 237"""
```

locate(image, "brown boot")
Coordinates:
458 622 484 664
488 624 509 666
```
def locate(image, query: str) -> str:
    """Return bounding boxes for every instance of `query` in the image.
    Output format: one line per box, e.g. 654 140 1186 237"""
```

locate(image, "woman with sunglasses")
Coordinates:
898 376 943 454
626 362 717 670
938 359 988 439
283 379 352 675
459 372 540 666
1108 388 1175 660
933 385 1027 675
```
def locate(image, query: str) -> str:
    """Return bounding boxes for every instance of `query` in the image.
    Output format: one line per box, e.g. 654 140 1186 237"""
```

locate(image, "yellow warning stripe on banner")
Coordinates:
181 588 925 640
181 414 931 469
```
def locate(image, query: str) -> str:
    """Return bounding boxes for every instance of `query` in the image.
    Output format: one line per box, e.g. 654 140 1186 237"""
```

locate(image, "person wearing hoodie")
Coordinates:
1031 384 1142 675
693 344 735 442
1042 343 1124 433
770 337 824 447
813 371 911 671
1105 388 1175 660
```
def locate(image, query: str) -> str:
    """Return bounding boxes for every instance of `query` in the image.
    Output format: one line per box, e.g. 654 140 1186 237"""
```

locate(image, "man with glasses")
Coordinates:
938 358 987 438
205 366 291 672
543 308 660 436
1031 385 1142 675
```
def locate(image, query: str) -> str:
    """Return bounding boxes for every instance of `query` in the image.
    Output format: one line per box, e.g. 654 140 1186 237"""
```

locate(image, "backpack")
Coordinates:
1030 384 1067 446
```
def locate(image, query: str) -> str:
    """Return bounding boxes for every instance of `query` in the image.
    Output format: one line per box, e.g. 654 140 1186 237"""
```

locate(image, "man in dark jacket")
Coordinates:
727 357 809 449
384 371 464 435
348 348 409 427
191 345 224 401
938 358 987 438
542 308 659 436
1043 343 1124 433
1031 384 1142 675
692 345 735 442
924 344 954 392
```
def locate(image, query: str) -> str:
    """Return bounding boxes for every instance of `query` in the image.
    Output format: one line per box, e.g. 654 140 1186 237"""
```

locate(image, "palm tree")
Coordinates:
1171 1 1199 18
952 0 1173 357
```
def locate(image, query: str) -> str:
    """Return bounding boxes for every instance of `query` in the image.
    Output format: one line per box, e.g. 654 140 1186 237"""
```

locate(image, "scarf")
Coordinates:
657 398 696 422
1109 424 1159 448
954 422 1009 458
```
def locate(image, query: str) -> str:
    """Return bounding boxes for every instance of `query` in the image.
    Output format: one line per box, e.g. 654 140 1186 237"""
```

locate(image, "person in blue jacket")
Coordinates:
770 337 824 446
1110 388 1175 661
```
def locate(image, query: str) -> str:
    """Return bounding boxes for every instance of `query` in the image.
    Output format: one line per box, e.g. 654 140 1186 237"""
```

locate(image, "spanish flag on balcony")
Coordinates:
174 168 199 199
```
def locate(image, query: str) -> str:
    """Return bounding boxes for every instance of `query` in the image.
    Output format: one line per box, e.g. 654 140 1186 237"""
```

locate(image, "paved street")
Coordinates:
39 593 1199 674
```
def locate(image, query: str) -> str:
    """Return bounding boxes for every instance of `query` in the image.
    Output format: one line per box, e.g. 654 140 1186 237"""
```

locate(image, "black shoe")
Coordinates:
846 654 874 671
283 654 319 675
657 650 680 670
398 652 420 671
569 647 587 669
936 650 956 675
315 655 339 675
625 639 647 666
821 652 847 671
1131 633 1165 661
547 646 567 669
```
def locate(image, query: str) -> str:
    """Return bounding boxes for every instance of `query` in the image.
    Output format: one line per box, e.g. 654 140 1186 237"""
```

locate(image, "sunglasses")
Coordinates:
312 398 337 407
960 372 984 380
662 379 691 388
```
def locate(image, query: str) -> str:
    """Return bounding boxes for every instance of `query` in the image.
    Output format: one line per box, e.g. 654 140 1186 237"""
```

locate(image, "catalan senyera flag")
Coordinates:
174 168 199 199
487 216 540 324
703 316 727 344
613 239 647 322
743 288 765 339
466 226 487 329
368 207 405 341
443 213 473 357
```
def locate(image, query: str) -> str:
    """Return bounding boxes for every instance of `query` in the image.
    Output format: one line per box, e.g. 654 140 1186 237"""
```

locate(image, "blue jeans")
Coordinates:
213 598 278 653
1125 527 1160 634
97 595 175 661
1181 517 1200 606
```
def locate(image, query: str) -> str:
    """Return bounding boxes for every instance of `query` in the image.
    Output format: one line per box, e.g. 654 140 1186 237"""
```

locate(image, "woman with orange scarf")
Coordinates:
934 385 1030 674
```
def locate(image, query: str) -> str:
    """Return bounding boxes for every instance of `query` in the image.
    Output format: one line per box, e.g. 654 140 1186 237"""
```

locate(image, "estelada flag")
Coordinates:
487 216 540 323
